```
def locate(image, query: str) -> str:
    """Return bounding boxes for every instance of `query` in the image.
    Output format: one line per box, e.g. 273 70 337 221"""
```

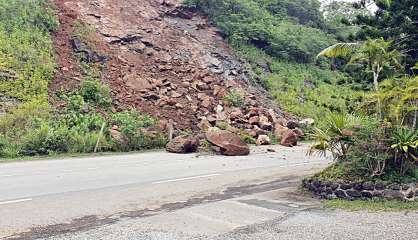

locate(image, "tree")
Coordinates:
318 38 403 118
361 76 418 128
353 0 418 73
318 38 402 92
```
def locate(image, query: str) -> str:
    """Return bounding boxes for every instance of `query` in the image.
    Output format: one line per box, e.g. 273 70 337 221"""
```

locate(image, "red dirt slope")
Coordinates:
51 0 288 131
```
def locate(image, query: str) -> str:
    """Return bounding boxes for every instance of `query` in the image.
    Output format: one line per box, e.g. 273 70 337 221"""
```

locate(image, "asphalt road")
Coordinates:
2 145 416 240
0 144 330 239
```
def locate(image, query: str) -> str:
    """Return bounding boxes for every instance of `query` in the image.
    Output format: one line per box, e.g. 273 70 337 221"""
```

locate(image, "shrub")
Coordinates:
80 78 112 108
223 90 244 107
110 111 166 151
308 113 362 161
390 128 418 175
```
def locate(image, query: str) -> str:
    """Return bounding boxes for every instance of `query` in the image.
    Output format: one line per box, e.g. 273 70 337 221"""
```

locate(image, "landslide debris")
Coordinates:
51 0 294 145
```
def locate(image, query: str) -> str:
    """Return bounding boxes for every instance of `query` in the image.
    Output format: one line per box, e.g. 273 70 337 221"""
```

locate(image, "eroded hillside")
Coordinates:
51 0 287 131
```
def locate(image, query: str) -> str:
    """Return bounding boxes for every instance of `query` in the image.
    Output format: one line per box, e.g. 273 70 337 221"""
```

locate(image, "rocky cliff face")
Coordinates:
51 0 288 132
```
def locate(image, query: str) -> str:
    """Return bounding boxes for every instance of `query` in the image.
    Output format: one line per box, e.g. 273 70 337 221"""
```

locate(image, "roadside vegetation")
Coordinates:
324 198 418 211
0 1 167 158
184 0 417 185
307 0 418 186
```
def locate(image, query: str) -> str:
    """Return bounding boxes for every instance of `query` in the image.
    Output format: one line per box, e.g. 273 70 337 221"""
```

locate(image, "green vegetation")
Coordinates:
186 0 362 122
0 1 167 159
353 0 418 71
306 0 417 187
324 198 418 211
223 89 244 107
0 0 58 102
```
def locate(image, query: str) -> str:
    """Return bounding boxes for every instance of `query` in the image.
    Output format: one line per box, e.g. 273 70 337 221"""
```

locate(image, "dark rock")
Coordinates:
286 120 299 129
361 191 373 198
375 183 385 190
383 190 404 200
406 191 414 199
340 183 353 190
362 182 375 191
166 136 199 154
325 188 333 195
346 190 362 198
70 38 109 63
335 190 347 199
372 191 383 198
313 180 321 188
330 183 339 191
353 183 364 191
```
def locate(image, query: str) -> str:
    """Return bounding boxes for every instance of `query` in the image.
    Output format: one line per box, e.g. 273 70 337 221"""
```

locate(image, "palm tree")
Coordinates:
318 38 403 118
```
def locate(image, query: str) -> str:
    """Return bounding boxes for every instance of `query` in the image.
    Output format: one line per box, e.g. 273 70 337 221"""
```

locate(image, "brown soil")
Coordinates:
50 0 289 131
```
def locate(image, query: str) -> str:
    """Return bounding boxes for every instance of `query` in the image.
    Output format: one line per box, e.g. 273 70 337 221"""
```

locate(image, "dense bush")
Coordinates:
309 113 417 182
186 0 335 63
0 0 57 102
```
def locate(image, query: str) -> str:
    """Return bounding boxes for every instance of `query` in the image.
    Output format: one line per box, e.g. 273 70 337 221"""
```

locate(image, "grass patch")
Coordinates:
324 199 418 212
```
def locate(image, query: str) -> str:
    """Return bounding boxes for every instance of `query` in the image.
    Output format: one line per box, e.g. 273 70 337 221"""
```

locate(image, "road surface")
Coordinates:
1 144 417 240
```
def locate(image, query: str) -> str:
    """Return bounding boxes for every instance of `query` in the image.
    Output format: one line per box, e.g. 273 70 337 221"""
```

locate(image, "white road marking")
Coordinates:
152 174 221 184
87 168 100 171
0 198 32 205
0 174 18 177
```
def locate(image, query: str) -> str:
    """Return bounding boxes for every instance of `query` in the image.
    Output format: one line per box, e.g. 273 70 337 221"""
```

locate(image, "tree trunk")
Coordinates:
373 64 382 119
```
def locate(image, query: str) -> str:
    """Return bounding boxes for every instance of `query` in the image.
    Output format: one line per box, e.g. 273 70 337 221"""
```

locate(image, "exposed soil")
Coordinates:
50 0 288 131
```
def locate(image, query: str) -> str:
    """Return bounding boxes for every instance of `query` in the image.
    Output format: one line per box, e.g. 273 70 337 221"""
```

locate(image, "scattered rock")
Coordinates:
248 116 260 125
206 129 250 156
286 120 299 130
274 124 288 140
280 129 298 147
110 126 127 145
197 118 212 131
166 136 199 153
256 135 271 146
259 115 272 131
293 128 304 137
299 118 314 125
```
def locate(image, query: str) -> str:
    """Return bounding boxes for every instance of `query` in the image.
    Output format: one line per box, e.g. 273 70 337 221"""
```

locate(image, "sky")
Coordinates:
320 0 378 12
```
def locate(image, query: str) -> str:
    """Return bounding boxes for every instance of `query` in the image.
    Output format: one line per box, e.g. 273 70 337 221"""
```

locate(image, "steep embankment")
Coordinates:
51 0 287 131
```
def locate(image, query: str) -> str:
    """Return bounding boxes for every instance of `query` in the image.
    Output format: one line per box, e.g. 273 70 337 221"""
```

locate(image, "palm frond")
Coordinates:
317 42 360 59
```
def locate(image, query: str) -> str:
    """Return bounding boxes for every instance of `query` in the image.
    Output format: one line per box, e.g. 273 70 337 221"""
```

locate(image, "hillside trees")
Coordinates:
353 0 418 72
318 38 404 118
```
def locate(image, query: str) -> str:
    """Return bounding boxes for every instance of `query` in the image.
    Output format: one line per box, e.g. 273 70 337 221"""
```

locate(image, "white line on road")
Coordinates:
152 174 221 184
0 198 32 205
0 174 18 177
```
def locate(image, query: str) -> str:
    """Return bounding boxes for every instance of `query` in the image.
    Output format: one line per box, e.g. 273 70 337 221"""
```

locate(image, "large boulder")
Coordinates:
166 136 199 153
280 129 298 147
206 129 250 156
274 124 289 140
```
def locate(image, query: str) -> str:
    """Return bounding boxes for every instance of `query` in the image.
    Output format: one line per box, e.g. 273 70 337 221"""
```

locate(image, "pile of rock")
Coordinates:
164 110 313 155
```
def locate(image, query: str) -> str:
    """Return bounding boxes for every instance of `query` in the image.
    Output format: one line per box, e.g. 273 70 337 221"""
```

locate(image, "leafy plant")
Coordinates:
80 78 112 108
223 90 244 107
391 128 418 175
308 113 362 161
